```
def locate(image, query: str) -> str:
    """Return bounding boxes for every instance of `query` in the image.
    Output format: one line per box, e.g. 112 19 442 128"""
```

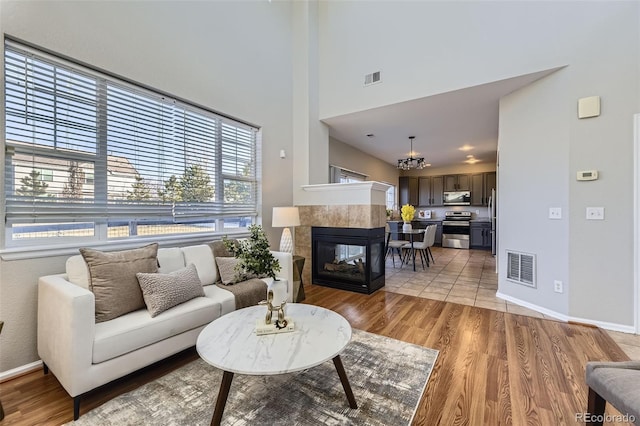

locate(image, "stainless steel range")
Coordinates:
442 211 471 249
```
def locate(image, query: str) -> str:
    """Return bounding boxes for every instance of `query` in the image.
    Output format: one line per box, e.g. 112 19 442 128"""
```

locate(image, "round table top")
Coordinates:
196 304 351 375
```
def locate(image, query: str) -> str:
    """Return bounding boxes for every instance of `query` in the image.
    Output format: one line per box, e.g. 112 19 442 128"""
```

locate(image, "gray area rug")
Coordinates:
69 330 438 425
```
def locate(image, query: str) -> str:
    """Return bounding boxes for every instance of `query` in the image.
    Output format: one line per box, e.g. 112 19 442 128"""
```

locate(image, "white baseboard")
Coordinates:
496 292 569 321
496 292 636 334
569 316 637 334
0 360 43 383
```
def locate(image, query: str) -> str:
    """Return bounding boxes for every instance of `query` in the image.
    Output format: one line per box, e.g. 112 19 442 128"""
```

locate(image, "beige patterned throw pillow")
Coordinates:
80 243 159 323
215 256 250 285
136 263 205 317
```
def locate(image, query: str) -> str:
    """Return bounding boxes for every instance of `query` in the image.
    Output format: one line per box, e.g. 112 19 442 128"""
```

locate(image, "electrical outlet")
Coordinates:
586 207 604 220
549 207 562 219
476 209 480 214
554 280 563 293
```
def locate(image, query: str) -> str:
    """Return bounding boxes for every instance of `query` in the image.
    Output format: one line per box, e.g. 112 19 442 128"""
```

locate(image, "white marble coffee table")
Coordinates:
196 304 357 426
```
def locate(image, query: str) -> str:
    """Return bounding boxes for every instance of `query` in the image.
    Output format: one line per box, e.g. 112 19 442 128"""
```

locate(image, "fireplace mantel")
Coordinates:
298 182 390 206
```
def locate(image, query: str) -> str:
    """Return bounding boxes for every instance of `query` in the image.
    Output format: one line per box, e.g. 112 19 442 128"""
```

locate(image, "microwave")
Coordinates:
443 191 471 205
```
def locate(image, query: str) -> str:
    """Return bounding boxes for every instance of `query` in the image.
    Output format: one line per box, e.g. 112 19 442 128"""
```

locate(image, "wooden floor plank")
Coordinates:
0 284 633 425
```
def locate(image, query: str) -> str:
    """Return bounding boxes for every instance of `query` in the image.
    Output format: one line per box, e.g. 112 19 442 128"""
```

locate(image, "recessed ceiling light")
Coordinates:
466 155 474 158
459 145 474 151
464 158 480 164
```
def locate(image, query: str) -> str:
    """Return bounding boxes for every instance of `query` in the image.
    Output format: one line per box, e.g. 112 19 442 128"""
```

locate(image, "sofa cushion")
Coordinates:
66 254 90 289
215 256 249 285
137 264 205 317
92 295 220 364
157 247 185 273
80 243 159 323
203 284 236 315
182 245 217 285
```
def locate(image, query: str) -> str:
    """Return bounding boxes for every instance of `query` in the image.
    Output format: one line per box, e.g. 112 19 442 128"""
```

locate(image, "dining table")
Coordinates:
385 228 425 272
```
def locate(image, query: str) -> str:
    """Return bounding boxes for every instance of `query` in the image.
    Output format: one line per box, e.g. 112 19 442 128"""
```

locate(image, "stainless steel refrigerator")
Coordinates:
488 188 497 256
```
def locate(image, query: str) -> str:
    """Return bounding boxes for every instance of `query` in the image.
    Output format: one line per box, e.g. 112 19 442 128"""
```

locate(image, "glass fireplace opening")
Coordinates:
312 227 385 294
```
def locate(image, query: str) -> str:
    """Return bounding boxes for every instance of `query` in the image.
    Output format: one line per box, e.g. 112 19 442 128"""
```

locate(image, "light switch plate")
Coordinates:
586 207 604 220
549 207 562 219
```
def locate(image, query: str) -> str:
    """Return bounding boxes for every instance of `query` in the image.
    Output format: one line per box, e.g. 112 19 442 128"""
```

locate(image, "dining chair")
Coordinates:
401 225 436 270
385 223 406 268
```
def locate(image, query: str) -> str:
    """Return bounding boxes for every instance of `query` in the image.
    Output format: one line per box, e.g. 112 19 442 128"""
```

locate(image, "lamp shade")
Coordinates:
272 207 300 227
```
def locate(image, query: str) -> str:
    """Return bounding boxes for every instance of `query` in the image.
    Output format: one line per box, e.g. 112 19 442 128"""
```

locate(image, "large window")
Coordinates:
4 41 258 248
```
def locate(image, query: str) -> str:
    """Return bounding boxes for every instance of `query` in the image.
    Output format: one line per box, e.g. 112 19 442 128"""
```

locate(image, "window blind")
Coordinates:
4 41 258 244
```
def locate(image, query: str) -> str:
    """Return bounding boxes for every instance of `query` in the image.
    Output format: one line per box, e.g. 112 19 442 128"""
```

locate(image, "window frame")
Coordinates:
2 39 261 255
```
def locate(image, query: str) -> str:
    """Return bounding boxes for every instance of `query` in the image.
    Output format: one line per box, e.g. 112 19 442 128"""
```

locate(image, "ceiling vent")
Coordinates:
364 71 381 86
506 250 536 288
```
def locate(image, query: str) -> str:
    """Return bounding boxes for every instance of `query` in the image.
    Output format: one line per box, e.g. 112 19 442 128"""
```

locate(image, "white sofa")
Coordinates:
37 243 293 420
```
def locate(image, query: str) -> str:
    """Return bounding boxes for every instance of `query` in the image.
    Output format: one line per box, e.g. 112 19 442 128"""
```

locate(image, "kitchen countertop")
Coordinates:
469 219 491 223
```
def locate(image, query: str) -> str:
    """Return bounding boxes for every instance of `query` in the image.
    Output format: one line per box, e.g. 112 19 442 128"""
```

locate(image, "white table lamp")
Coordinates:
272 207 300 254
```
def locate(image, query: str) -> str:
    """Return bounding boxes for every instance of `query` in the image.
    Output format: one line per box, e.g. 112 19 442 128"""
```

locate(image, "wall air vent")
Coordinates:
506 250 536 288
364 71 381 86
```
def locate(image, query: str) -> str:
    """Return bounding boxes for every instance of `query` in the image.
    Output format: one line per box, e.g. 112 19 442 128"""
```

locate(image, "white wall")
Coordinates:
0 0 294 372
318 1 570 119
318 1 640 327
329 137 399 185
498 70 570 316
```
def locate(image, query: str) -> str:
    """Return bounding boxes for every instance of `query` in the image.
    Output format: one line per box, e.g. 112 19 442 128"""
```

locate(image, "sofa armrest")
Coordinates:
38 274 95 397
270 251 294 302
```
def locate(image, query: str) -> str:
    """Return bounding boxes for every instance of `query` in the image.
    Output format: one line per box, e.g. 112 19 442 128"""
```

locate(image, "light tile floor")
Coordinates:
383 245 640 359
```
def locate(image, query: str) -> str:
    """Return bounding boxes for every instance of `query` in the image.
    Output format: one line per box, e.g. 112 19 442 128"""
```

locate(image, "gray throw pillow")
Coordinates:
80 243 159 323
136 263 205 317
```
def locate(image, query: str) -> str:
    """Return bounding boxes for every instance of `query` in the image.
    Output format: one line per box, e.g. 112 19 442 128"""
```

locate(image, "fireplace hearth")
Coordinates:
312 227 385 294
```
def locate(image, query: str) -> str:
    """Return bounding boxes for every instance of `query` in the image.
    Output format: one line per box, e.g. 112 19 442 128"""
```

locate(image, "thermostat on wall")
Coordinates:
577 170 599 181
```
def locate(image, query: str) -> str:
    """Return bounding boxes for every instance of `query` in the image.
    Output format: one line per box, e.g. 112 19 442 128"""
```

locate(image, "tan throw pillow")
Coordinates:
208 240 238 258
215 256 249 285
80 243 159 323
136 263 205 317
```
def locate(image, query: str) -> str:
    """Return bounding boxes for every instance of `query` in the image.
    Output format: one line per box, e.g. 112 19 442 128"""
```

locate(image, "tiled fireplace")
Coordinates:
294 182 389 293
312 226 385 294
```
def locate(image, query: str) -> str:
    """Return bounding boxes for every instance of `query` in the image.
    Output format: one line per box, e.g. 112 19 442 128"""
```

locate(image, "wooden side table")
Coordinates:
293 255 306 302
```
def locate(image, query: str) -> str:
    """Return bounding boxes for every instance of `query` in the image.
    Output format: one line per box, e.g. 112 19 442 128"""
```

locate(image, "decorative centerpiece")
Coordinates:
401 204 415 232
223 225 294 335
256 290 294 335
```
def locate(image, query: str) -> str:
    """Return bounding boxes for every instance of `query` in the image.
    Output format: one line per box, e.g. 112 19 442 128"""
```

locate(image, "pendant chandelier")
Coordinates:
397 136 426 170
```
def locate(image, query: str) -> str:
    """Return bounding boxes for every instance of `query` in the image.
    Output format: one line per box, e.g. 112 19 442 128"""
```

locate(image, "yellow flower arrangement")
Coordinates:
400 204 415 223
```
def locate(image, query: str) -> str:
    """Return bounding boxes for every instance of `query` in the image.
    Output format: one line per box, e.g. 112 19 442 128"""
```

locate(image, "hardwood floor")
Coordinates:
0 284 632 425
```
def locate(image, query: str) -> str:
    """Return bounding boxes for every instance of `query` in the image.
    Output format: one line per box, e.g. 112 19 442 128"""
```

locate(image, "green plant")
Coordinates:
223 224 281 280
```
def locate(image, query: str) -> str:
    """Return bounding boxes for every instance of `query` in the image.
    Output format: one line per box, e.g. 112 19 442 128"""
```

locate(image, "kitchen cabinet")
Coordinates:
431 176 444 206
471 172 496 206
418 177 431 206
418 176 444 206
484 172 496 204
471 173 484 206
470 222 491 249
444 174 471 191
399 177 418 206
